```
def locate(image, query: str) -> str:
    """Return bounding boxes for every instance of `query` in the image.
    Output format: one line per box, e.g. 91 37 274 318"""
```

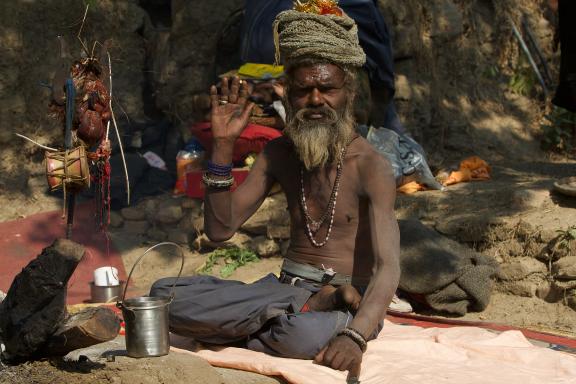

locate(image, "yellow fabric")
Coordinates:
237 63 285 79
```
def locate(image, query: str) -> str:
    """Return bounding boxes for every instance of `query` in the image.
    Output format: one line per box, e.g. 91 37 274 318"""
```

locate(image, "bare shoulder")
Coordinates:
348 136 393 176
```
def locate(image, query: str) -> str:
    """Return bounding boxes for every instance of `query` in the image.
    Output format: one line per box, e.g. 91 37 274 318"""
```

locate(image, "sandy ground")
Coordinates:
0 337 285 384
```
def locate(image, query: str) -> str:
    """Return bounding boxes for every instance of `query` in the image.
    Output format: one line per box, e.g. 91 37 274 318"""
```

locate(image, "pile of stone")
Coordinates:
480 222 576 310
109 192 290 259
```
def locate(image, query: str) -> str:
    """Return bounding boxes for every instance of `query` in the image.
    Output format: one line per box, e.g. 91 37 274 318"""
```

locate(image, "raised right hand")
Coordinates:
210 76 254 143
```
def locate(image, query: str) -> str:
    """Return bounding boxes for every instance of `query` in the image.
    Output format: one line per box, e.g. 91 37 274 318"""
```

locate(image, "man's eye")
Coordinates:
293 88 310 95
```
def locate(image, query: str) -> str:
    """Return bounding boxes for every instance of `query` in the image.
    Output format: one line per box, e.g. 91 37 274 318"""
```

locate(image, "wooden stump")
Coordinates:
1 239 122 363
42 306 121 356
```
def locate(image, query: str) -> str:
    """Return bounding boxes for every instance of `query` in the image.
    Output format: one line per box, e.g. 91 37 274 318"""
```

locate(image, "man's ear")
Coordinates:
272 80 285 98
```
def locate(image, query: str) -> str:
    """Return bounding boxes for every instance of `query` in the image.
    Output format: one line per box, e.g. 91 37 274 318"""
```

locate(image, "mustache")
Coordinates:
292 106 338 125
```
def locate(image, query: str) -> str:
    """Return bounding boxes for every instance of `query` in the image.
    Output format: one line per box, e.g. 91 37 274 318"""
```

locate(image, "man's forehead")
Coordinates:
290 63 346 85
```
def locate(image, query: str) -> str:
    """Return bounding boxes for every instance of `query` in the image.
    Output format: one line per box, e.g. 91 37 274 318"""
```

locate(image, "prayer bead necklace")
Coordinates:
299 145 347 247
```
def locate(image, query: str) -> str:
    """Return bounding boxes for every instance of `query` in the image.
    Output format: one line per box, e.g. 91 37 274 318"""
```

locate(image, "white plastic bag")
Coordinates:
367 127 443 190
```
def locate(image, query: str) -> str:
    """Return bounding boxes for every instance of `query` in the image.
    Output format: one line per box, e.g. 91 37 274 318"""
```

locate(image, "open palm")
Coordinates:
210 76 254 141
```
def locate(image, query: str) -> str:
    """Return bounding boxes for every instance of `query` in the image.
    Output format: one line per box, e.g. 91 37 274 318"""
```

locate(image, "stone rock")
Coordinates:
193 216 204 233
181 198 202 210
109 211 124 228
123 220 150 235
250 236 280 258
553 257 576 280
241 195 289 235
500 240 524 258
514 221 535 241
554 279 576 291
121 206 147 221
280 240 290 256
195 232 252 251
394 75 412 101
156 0 245 121
147 228 167 242
566 293 576 311
167 229 191 245
267 224 290 240
510 189 549 211
0 129 13 145
498 258 547 281
539 229 559 244
498 280 538 297
392 26 416 60
430 0 463 40
139 199 159 218
535 281 563 303
156 199 184 224
435 216 506 243
178 212 203 232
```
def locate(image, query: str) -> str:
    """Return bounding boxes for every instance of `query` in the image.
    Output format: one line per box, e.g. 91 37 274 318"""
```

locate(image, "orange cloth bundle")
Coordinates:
397 181 427 194
444 156 491 186
397 156 491 194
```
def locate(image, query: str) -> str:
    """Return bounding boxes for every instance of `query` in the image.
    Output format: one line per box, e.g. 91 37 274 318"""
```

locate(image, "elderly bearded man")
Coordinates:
151 4 400 378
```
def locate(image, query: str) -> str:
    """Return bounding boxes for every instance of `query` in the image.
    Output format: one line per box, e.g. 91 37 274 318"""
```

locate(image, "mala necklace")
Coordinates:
300 144 348 247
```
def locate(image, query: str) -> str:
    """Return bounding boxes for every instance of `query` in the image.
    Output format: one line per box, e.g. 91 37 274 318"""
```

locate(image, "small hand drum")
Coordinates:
45 146 91 192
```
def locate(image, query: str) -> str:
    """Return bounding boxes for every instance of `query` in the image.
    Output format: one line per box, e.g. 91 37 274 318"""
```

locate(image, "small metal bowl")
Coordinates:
89 281 125 303
554 176 576 198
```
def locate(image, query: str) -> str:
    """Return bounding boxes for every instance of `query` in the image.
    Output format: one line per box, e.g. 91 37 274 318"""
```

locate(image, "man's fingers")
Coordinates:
322 343 338 365
314 347 327 364
346 360 361 384
229 76 240 104
210 85 219 109
330 352 346 371
221 77 230 100
237 80 250 106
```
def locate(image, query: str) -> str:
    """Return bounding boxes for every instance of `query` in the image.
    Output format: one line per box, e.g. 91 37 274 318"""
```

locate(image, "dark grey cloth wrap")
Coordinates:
398 219 499 316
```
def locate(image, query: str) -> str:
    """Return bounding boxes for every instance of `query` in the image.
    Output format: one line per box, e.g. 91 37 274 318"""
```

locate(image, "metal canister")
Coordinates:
116 242 184 358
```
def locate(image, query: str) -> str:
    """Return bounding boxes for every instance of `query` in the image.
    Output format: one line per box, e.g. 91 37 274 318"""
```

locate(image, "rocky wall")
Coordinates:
0 0 558 196
110 193 289 260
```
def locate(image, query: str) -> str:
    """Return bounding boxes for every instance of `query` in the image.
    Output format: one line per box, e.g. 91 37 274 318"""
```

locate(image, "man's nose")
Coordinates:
307 88 324 107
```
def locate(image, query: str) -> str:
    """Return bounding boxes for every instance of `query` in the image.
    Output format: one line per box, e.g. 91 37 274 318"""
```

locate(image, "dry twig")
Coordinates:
106 51 130 205
15 133 58 152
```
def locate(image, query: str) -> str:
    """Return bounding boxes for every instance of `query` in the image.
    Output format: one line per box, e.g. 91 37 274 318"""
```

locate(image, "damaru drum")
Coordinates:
45 146 90 192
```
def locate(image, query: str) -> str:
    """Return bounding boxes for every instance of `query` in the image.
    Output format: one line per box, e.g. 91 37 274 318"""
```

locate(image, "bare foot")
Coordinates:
305 284 362 312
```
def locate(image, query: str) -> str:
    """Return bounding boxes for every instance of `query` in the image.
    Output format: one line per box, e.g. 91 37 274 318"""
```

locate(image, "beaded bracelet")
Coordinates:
207 160 233 176
336 327 367 353
202 172 234 188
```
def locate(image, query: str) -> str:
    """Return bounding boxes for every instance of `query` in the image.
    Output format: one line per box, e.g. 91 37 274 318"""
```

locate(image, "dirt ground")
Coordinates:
0 338 284 384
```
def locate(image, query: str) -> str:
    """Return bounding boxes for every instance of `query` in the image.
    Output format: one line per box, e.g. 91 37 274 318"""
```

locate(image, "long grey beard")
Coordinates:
283 99 355 171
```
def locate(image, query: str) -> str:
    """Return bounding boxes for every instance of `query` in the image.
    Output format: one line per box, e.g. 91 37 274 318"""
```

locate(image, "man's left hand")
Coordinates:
314 335 362 380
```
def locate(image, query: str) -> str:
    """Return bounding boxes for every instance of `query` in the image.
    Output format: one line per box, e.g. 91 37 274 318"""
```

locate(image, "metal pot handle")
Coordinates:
117 242 185 308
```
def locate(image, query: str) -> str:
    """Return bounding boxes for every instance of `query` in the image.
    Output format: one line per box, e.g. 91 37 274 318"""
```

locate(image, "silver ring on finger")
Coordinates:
218 100 228 105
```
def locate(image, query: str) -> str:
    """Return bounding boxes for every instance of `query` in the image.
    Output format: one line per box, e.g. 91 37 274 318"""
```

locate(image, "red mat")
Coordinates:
0 203 126 304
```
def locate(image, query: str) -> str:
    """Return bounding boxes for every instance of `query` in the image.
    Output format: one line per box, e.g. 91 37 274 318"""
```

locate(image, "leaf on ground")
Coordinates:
198 247 260 278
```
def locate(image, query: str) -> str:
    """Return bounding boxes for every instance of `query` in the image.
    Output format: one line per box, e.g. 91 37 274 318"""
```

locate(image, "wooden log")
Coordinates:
0 239 84 363
42 306 120 356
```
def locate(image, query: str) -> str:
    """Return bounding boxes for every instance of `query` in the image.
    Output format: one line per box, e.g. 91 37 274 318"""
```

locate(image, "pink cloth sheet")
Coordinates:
171 320 576 384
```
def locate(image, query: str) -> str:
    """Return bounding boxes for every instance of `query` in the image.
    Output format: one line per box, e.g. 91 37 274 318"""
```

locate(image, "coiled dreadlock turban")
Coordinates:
273 6 366 69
